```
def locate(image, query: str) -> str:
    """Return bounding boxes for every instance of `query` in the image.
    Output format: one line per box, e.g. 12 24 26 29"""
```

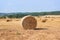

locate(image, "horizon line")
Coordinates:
0 10 60 13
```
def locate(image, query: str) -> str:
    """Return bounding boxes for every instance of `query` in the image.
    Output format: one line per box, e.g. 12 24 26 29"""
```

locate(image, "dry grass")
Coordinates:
0 15 60 40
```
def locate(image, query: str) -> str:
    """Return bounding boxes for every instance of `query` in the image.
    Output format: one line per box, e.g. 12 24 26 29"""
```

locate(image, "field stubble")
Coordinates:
0 16 60 40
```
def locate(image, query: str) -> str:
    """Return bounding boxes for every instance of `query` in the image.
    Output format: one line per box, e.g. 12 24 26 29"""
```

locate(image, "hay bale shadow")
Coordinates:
34 28 48 30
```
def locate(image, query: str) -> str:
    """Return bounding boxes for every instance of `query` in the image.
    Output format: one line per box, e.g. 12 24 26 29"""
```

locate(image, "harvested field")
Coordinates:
0 15 60 40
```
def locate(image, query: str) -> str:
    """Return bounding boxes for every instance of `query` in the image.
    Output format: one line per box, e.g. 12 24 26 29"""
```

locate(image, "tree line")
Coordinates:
0 11 60 18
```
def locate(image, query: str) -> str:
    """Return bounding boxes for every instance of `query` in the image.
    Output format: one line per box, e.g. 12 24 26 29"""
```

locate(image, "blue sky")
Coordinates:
0 0 60 13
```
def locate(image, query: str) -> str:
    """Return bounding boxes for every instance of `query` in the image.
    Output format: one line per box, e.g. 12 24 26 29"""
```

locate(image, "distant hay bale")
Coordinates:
6 19 12 22
16 19 19 21
41 18 47 23
21 15 37 29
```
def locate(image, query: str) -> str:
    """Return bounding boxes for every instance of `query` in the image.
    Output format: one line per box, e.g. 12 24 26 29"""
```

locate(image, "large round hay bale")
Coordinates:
21 15 37 29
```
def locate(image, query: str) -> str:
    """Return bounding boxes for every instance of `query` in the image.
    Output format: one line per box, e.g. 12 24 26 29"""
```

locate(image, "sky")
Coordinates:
0 0 60 13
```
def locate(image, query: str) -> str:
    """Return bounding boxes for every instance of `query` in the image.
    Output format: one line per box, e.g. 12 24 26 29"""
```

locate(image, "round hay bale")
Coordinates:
41 18 47 23
21 15 37 29
6 19 12 22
